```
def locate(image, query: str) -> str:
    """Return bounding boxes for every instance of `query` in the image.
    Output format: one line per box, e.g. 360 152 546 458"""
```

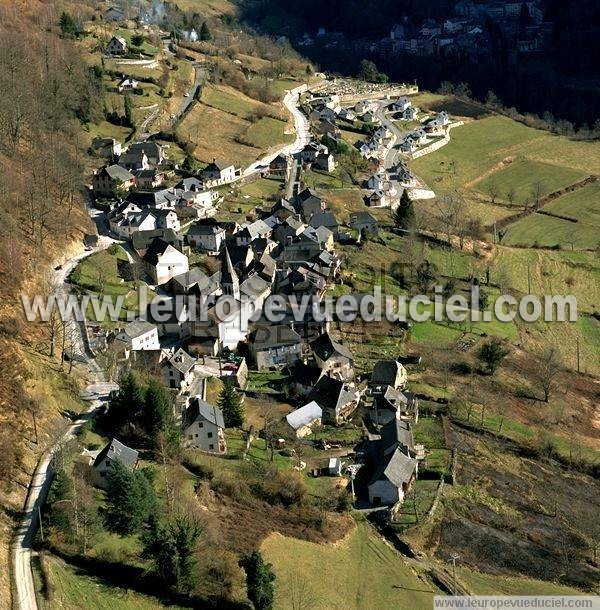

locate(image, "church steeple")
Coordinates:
221 247 240 299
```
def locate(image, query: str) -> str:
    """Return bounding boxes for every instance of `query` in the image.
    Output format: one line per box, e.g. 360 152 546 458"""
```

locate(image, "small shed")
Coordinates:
328 457 342 476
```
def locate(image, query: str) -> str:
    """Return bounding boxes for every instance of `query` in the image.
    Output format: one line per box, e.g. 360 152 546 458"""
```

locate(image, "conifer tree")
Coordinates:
200 21 212 41
104 462 156 535
393 189 415 230
217 380 244 428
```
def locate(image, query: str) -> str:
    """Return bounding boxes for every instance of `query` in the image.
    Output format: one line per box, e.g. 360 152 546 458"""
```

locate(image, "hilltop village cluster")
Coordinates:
84 76 452 508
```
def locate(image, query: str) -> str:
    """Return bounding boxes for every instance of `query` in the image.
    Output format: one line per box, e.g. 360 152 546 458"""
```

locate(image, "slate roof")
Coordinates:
102 164 134 182
166 347 195 374
371 360 406 387
176 177 204 191
93 438 138 470
381 417 414 454
250 324 301 350
132 229 180 252
205 159 233 172
310 333 353 362
183 398 225 429
188 222 224 236
142 239 177 265
120 320 157 339
369 446 417 488
297 187 321 202
286 401 322 431
308 376 356 415
309 211 338 230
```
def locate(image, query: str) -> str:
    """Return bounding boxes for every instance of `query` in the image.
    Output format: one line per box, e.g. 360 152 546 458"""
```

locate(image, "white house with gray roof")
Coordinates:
162 347 196 392
115 320 160 351
182 398 227 454
92 438 139 488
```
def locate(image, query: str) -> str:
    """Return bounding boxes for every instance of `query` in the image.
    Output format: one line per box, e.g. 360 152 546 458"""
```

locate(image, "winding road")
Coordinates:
11 242 119 610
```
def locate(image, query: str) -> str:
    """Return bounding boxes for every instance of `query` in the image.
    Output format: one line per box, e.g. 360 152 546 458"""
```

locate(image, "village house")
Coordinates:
107 35 127 55
269 153 293 179
308 211 339 239
301 142 328 163
92 164 135 197
402 105 419 121
308 375 361 425
142 238 189 285
109 208 158 239
114 320 160 352
349 212 379 236
91 137 122 161
161 347 196 391
315 151 335 173
248 324 302 369
310 332 355 380
133 169 164 189
92 438 139 489
373 387 419 426
390 97 412 113
104 6 125 21
119 149 150 171
366 171 388 191
132 229 183 258
235 219 272 245
296 187 325 220
285 401 323 438
182 398 227 454
201 159 238 186
371 359 408 394
118 77 139 92
368 446 418 505
154 209 181 233
187 223 226 254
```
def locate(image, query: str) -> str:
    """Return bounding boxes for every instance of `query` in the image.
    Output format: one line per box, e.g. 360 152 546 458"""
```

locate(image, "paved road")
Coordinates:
12 244 118 610
242 86 312 179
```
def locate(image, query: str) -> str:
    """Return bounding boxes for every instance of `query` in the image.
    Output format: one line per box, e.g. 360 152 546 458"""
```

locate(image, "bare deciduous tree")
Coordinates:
535 348 562 402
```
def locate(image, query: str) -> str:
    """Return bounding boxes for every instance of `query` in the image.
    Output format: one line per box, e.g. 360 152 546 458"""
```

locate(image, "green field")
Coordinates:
243 116 293 149
202 84 281 120
476 158 586 205
262 521 441 610
411 116 600 195
456 567 585 596
38 555 191 610
504 182 600 248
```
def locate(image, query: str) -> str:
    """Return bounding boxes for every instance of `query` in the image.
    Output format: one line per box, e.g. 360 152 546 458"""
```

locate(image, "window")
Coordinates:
207 431 213 438
198 422 203 428
209 444 214 450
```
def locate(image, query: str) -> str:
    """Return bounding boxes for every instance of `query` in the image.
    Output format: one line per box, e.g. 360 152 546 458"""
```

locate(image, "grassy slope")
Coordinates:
38 555 191 610
411 116 600 197
505 182 600 248
262 521 441 610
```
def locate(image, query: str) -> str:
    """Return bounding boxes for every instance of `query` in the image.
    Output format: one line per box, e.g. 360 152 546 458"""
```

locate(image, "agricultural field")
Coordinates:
177 91 293 167
504 182 600 248
202 84 283 121
262 521 441 610
475 158 587 205
411 116 600 196
36 555 192 610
